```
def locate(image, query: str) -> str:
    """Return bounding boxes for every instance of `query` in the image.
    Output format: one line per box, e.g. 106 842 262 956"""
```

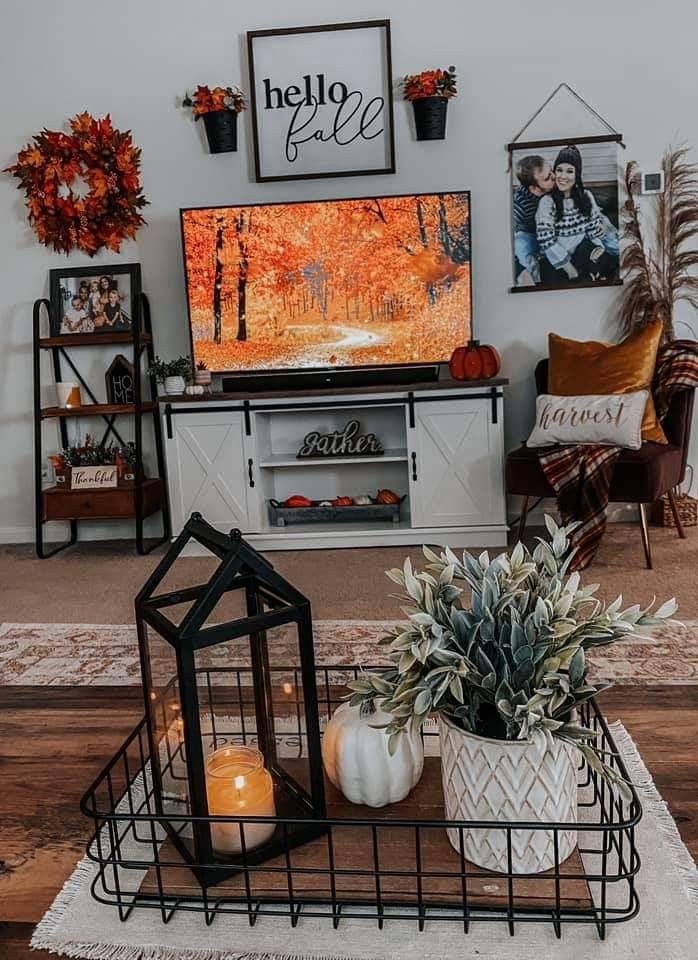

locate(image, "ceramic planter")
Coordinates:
163 375 186 395
439 715 578 873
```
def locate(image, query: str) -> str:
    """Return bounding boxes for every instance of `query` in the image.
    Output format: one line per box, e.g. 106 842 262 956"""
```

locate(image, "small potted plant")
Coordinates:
148 355 192 396
402 66 457 141
194 359 212 391
183 85 247 154
348 516 678 874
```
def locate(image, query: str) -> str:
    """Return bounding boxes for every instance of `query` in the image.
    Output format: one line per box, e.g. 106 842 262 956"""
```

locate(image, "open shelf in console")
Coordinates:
258 449 407 468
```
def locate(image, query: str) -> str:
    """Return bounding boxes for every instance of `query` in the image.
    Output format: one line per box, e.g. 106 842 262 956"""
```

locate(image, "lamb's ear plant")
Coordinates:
347 516 678 801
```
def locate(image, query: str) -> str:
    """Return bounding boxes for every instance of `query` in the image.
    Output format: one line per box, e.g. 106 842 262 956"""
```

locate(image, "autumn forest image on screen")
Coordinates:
182 193 471 373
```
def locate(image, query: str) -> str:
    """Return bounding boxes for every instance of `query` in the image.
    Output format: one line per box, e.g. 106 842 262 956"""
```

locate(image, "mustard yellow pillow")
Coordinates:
548 321 667 444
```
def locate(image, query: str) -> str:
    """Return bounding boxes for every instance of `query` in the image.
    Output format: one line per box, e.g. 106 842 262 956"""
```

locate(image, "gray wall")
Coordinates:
1 0 696 540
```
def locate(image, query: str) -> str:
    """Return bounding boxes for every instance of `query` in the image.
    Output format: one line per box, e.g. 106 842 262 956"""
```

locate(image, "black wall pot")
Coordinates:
412 96 448 141
202 110 238 153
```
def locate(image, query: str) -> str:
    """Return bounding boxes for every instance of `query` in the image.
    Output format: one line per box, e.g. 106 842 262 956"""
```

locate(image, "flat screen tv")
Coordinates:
180 191 471 379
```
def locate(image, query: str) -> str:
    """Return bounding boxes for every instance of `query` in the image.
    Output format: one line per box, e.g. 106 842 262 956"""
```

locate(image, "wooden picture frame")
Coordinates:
246 20 395 183
49 263 141 337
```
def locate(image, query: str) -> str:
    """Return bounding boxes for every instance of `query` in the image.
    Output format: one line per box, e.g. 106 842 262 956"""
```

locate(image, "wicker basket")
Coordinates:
650 468 697 527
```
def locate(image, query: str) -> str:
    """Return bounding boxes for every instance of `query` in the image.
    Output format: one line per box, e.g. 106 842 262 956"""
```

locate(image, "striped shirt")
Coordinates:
513 185 539 233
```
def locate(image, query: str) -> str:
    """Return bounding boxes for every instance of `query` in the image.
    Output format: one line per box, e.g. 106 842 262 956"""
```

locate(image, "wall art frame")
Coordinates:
49 263 142 337
246 19 395 183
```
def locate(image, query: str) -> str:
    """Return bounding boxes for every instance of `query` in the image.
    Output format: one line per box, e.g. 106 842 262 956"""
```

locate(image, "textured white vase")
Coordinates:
439 716 578 874
163 375 186 395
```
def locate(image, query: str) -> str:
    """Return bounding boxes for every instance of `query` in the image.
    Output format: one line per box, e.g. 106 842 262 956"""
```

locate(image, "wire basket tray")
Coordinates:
80 664 641 940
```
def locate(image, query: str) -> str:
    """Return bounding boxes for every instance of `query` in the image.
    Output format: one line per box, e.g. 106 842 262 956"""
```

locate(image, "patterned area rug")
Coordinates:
1 619 697 685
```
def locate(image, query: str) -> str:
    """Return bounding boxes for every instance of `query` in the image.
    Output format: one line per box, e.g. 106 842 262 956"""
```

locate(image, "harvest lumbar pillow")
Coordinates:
527 391 648 449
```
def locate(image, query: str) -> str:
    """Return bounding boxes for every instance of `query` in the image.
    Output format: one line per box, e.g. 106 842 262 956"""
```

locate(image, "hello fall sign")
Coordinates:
247 20 395 182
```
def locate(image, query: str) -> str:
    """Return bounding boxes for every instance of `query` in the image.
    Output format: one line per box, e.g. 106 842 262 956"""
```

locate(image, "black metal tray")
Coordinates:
268 497 404 526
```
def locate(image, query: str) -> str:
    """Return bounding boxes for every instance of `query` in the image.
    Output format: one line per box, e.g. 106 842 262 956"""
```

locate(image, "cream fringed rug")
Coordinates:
31 724 698 960
1 619 697 685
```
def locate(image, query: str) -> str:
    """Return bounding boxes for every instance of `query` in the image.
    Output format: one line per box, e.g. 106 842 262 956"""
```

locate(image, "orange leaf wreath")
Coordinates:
5 113 147 255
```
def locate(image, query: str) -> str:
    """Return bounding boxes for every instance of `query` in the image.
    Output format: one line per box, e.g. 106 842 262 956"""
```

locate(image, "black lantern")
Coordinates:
135 513 326 886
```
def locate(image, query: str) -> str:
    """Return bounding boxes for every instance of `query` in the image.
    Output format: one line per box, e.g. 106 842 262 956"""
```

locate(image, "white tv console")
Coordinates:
161 376 509 551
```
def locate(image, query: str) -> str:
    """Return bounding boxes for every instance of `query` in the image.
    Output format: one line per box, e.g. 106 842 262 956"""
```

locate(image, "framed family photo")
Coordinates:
49 263 141 336
509 135 622 293
246 19 395 183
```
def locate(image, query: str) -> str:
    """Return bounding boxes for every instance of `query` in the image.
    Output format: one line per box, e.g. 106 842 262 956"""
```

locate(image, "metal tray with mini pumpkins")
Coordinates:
268 496 405 526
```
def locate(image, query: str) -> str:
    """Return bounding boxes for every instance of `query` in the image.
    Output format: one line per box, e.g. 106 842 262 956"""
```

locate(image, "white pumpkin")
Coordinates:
322 702 424 807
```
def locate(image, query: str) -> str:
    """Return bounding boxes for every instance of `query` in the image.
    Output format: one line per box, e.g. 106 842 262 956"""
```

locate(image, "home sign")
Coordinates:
70 465 118 490
297 419 384 458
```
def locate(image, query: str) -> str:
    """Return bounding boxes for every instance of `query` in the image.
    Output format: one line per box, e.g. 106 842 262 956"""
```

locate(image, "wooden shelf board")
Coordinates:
39 332 152 348
140 757 592 911
41 402 156 419
259 448 408 468
42 478 164 522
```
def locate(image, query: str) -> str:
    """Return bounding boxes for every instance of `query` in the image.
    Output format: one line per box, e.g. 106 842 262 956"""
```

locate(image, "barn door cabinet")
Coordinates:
162 377 508 551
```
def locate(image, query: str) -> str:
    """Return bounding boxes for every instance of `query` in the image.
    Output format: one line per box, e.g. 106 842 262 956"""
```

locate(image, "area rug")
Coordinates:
1 619 697 686
31 723 698 960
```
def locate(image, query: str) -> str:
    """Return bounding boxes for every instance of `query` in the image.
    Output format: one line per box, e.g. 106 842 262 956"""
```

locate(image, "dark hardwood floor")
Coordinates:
1 684 696 958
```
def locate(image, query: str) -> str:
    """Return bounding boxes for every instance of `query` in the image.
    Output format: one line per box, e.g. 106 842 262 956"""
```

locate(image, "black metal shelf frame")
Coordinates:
80 666 641 940
33 292 171 557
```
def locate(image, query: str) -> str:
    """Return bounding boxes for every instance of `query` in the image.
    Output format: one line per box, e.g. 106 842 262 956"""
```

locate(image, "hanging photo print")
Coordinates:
247 20 395 182
509 136 621 292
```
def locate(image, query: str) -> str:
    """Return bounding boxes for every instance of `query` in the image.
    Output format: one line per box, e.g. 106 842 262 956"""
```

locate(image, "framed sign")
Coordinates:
70 465 118 490
247 20 395 183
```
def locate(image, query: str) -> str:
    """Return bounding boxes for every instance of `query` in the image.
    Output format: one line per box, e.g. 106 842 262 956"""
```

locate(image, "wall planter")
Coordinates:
412 96 449 140
202 109 238 154
439 715 578 874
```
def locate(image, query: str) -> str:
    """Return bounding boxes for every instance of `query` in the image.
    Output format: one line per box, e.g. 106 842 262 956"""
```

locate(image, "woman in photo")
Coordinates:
535 144 618 284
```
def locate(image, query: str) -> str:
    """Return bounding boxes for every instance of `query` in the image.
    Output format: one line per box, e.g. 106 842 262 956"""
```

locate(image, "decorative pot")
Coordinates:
194 369 212 389
163 375 186 395
439 716 578 874
202 110 238 154
322 702 424 807
412 96 448 141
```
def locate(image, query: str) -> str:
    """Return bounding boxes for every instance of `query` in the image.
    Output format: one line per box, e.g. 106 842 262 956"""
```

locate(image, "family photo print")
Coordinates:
49 263 141 336
510 136 621 292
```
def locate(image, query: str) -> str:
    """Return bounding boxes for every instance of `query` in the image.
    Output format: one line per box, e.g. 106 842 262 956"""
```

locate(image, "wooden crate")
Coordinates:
42 478 164 521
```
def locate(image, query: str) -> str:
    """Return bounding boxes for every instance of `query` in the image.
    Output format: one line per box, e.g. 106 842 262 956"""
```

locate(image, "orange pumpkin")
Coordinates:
376 488 400 504
333 496 354 506
284 495 312 508
449 340 501 381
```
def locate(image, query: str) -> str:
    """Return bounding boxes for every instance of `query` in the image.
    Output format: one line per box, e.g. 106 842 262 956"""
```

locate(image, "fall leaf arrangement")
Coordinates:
4 113 147 256
183 85 247 118
402 67 457 101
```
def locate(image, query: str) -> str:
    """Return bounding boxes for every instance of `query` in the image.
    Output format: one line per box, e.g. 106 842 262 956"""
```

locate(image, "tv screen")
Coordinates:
180 191 471 375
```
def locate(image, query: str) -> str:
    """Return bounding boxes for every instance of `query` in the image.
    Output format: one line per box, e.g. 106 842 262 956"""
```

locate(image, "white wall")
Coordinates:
1 0 696 541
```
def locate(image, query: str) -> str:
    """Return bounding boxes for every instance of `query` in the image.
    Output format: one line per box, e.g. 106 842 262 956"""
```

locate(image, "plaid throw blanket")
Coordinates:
539 339 698 570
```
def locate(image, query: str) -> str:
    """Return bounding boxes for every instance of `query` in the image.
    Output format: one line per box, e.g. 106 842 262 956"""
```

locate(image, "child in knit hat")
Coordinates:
535 144 618 284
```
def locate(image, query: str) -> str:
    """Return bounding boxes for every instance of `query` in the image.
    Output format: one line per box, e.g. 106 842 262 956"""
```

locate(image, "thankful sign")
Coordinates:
297 420 384 458
70 465 118 490
248 21 395 181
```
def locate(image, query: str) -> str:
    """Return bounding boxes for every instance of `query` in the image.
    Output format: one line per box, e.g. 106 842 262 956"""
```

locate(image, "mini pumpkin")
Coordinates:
333 496 353 506
321 702 424 807
449 340 501 381
284 494 312 508
376 488 400 504
353 494 372 505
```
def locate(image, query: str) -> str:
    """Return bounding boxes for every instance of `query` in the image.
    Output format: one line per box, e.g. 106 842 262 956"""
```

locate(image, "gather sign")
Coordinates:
297 419 384 458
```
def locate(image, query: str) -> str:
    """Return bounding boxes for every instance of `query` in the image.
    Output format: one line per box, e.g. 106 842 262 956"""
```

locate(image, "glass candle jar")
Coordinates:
205 746 276 854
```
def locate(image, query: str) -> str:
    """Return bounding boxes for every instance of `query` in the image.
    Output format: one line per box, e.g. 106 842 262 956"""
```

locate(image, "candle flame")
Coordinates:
282 682 293 695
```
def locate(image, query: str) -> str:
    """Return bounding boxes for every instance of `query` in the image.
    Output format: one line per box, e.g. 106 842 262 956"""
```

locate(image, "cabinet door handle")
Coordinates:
411 451 418 482
247 458 255 488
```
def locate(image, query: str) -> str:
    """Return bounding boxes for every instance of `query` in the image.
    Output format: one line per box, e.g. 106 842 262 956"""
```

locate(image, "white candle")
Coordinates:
205 746 276 854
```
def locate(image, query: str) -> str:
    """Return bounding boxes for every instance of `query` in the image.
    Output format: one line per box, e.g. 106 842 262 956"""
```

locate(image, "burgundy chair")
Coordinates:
505 359 695 568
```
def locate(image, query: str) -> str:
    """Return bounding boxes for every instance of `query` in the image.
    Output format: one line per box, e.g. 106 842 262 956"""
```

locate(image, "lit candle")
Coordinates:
205 746 276 854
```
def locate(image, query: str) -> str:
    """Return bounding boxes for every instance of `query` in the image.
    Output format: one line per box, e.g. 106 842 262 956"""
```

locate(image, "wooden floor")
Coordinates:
1 684 696 958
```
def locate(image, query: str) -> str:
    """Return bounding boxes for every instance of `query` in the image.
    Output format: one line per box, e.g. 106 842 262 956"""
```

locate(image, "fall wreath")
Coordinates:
5 113 147 255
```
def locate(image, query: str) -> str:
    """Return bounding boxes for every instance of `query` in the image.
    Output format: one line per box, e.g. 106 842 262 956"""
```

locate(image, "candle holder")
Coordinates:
135 512 326 886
